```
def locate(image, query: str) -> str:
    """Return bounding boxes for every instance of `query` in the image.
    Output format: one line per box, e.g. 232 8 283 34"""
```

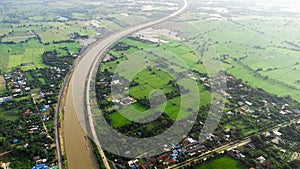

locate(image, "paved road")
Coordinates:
62 0 189 169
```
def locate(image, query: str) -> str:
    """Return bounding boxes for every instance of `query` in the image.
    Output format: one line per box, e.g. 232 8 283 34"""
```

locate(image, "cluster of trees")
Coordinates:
111 41 132 51
118 113 173 137
42 50 72 68
279 124 300 142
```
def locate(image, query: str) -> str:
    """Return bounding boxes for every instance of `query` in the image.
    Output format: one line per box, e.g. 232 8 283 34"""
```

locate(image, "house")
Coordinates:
13 89 22 93
120 97 137 107
163 144 172 151
158 154 169 162
38 92 45 99
200 77 207 82
187 145 206 155
187 137 196 144
1 162 11 169
245 101 253 106
169 155 176 163
273 131 282 137
24 143 29 148
23 109 32 116
183 138 206 156
41 105 50 112
42 115 50 122
266 161 273 167
279 110 287 115
238 102 244 106
228 149 246 159
0 96 12 102
4 97 12 101
256 156 266 164
187 74 197 81
32 163 49 169
128 159 139 168
226 111 233 115
13 139 19 144
111 80 121 85
205 134 213 140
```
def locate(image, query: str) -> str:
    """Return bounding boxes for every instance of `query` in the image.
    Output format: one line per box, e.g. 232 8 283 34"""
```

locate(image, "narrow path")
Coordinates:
0 150 13 157
32 94 53 141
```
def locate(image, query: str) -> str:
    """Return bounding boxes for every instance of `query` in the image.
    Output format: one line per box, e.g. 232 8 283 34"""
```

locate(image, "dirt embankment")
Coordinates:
0 76 6 91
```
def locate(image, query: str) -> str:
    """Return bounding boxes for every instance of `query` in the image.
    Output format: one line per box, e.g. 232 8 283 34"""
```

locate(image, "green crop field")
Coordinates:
38 30 70 44
226 58 300 100
129 69 175 99
0 40 30 72
99 20 123 31
0 38 82 72
8 48 45 70
6 39 46 70
109 111 131 128
196 156 247 169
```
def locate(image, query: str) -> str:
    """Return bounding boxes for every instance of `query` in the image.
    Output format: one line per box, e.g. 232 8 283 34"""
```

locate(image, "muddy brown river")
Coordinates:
64 82 99 169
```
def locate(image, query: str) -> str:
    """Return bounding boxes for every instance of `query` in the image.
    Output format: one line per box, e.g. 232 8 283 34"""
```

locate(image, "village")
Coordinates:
0 65 71 169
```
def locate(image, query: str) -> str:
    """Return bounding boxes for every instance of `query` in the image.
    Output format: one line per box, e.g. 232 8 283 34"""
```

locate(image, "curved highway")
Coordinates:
63 0 188 169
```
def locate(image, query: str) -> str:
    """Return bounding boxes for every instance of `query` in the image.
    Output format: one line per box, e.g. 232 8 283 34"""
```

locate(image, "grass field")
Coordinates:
196 155 247 169
99 20 123 31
